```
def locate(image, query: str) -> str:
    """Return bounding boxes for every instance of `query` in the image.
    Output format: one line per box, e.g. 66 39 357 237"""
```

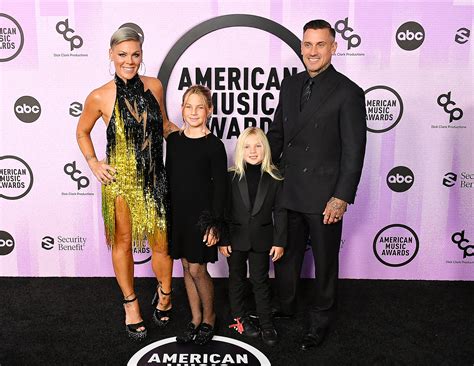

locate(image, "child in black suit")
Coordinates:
220 127 287 346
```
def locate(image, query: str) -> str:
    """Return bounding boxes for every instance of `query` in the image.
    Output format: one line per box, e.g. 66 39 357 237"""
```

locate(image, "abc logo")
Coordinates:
396 21 425 51
0 231 15 256
14 96 41 123
387 166 414 192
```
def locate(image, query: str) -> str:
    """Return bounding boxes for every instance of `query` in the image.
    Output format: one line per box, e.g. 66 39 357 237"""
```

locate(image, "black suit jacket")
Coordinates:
267 65 367 214
224 171 287 252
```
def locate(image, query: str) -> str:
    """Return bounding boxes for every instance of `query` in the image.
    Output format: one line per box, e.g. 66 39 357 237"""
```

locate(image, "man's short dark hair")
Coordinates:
303 19 336 39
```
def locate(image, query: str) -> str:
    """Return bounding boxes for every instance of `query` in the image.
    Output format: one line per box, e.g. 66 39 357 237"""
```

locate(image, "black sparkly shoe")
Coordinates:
123 297 147 342
151 285 173 327
176 322 199 344
194 322 215 345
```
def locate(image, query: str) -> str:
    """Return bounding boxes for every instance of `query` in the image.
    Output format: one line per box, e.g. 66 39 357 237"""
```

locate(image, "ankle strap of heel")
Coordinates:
123 296 138 304
160 287 173 296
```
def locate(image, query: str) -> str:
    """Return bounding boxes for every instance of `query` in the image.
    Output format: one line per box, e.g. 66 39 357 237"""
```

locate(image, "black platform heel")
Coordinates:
123 296 147 341
151 285 173 327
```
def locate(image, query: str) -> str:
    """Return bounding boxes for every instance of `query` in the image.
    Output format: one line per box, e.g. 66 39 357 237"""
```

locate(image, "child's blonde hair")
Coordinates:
230 127 283 180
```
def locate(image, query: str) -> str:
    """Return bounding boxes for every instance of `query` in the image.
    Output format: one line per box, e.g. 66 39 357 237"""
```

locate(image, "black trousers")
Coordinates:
274 210 342 327
227 249 273 328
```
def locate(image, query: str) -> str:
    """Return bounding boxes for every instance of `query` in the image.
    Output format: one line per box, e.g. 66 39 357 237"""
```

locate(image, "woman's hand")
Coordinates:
89 158 116 185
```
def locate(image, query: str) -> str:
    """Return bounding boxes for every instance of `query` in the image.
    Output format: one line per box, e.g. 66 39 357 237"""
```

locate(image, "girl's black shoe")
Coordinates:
151 285 172 327
123 297 147 341
194 322 215 345
176 322 198 344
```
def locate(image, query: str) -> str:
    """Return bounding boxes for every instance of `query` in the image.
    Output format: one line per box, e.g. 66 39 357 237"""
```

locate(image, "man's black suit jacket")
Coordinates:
225 171 287 252
267 64 367 214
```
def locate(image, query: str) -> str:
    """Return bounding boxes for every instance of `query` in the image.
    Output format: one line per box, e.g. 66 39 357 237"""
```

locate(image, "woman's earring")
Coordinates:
139 61 146 75
109 60 115 76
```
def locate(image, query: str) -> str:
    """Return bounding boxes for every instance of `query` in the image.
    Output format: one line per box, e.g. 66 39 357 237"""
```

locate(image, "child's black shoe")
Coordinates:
229 316 260 338
261 327 278 346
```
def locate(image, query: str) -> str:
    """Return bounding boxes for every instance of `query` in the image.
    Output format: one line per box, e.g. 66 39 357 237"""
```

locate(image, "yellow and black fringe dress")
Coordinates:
102 73 169 250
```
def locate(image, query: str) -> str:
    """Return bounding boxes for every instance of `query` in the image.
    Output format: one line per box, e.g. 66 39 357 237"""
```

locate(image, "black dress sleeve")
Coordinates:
197 137 228 239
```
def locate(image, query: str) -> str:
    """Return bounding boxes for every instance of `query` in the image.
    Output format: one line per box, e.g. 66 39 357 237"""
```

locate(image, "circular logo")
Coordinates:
396 21 425 51
119 23 145 43
0 155 34 200
133 245 151 265
0 13 24 62
373 224 419 267
128 336 270 366
14 96 41 123
365 85 403 133
386 166 414 192
0 231 15 256
157 14 303 110
42 236 55 250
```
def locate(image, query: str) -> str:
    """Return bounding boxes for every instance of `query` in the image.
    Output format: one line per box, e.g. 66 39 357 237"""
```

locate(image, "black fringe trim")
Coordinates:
197 211 228 243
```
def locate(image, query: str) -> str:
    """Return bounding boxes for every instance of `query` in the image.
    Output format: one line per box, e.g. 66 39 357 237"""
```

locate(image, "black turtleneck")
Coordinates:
245 163 262 208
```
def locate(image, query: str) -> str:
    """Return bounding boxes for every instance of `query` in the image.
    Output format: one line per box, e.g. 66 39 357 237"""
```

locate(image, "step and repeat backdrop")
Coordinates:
0 0 472 279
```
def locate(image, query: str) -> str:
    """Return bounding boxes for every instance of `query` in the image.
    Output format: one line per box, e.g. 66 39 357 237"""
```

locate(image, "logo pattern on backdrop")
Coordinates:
14 96 41 123
0 156 34 200
396 21 425 50
0 13 24 62
0 231 15 256
373 224 419 267
365 86 403 133
64 161 90 190
334 17 361 50
455 28 470 44
451 230 473 259
56 19 83 51
386 166 414 193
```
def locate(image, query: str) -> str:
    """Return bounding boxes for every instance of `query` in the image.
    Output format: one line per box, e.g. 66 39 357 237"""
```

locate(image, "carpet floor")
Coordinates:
0 278 472 365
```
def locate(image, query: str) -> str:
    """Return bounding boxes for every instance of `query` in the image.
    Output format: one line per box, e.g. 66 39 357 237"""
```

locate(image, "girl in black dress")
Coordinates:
166 85 227 345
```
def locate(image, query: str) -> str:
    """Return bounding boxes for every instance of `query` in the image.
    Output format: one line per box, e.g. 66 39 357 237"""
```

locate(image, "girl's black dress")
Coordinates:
166 131 227 263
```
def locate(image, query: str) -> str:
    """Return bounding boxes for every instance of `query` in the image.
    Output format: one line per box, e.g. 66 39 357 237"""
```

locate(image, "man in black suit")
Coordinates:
267 19 366 350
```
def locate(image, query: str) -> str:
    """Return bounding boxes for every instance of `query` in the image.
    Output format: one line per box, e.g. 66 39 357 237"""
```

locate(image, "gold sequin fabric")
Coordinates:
102 74 169 250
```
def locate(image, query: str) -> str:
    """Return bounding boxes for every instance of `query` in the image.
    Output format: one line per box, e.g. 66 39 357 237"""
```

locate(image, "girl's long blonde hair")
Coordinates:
230 127 283 181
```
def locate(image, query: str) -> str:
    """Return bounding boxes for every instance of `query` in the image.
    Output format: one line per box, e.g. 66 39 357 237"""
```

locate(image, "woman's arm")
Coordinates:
76 90 115 184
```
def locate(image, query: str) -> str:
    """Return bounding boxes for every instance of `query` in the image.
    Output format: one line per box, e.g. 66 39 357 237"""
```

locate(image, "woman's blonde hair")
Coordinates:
110 27 143 48
230 127 282 180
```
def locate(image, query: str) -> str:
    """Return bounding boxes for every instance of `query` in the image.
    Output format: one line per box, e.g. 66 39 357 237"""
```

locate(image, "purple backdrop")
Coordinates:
1 0 472 279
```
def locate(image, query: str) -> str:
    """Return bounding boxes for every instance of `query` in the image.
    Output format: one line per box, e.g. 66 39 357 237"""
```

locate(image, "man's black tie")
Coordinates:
301 79 314 110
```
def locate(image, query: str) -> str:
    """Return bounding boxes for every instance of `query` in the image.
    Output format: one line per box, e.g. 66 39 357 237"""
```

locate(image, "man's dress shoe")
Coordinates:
300 327 327 351
271 308 294 319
